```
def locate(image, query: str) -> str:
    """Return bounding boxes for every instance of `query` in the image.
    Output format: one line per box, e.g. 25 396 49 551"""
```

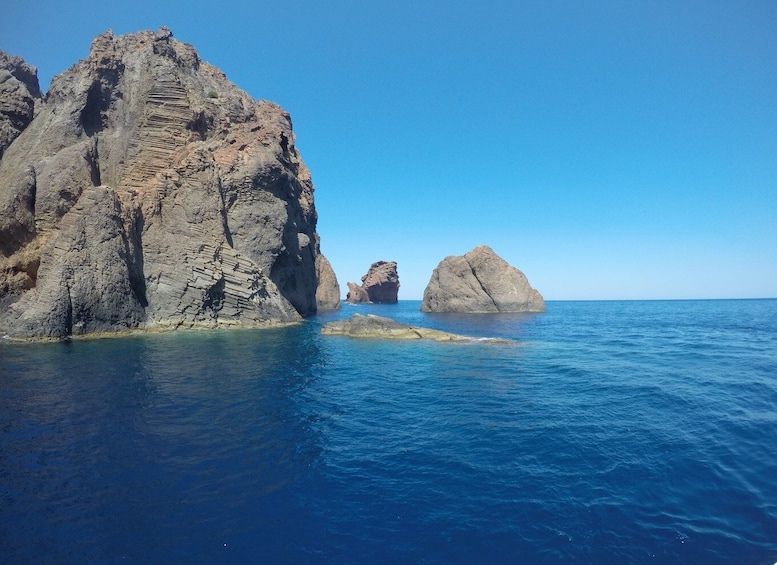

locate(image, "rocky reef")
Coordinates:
345 260 399 304
0 28 339 339
421 245 545 313
322 314 510 342
345 282 370 304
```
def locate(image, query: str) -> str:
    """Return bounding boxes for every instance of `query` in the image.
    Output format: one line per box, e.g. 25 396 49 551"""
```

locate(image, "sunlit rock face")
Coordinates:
421 245 545 313
345 260 399 304
0 28 337 339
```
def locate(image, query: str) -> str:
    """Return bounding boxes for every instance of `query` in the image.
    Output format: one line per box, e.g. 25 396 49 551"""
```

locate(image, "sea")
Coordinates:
1 299 775 564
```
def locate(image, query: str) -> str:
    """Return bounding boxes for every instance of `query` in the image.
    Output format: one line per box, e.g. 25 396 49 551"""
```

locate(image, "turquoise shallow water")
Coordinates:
1 299 776 563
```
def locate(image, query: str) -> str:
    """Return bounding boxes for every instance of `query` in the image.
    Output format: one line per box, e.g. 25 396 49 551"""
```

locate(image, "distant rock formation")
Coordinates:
315 255 341 309
345 260 399 304
345 282 370 304
421 245 545 313
0 28 336 339
322 314 510 342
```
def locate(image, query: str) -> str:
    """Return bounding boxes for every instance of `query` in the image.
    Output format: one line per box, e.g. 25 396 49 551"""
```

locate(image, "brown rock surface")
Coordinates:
421 246 545 313
345 260 399 304
0 28 333 339
345 282 370 304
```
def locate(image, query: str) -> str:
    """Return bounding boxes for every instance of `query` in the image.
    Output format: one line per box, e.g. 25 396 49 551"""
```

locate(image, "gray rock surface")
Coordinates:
0 28 333 339
345 260 399 304
421 245 546 313
322 314 509 342
315 254 341 309
0 50 42 159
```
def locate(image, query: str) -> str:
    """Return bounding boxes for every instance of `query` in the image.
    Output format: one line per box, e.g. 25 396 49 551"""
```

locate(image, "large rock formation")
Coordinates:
0 28 338 339
421 246 545 313
345 260 399 304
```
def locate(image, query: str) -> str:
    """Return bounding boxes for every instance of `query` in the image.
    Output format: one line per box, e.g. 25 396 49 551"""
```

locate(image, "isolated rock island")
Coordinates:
345 260 399 304
322 314 510 343
0 28 340 339
421 246 545 313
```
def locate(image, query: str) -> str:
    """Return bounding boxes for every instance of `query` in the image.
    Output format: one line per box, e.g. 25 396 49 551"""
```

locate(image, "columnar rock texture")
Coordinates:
421 246 545 313
0 28 337 339
345 260 399 304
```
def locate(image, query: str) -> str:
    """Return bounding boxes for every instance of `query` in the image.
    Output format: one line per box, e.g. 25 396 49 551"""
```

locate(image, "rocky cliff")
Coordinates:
0 28 339 339
421 246 545 313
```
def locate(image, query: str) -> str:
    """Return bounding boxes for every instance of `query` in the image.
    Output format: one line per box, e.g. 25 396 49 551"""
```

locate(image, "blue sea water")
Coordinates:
1 299 776 564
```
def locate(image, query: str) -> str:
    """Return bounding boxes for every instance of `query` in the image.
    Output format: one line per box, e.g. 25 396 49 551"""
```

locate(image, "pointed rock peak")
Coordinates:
155 26 173 41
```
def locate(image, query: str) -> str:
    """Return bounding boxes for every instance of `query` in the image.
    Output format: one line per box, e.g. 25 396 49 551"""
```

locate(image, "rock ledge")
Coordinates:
321 314 511 343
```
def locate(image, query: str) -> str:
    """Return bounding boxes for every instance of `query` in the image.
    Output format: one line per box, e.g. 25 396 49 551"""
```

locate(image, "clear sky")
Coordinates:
2 1 776 300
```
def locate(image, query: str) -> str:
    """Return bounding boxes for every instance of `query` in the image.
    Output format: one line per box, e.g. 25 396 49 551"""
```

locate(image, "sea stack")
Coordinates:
345 260 400 304
421 246 545 313
0 28 338 339
315 255 341 309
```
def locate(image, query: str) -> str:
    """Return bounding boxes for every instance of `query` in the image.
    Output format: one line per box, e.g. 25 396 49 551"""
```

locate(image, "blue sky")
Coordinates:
2 1 776 299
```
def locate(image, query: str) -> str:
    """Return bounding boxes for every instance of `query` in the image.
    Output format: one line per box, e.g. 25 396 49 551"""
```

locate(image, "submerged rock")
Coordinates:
0 28 337 339
321 314 511 343
421 245 545 313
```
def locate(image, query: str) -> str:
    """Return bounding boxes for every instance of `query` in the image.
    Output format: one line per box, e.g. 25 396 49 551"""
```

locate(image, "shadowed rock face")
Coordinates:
0 28 337 339
421 245 545 313
345 260 399 304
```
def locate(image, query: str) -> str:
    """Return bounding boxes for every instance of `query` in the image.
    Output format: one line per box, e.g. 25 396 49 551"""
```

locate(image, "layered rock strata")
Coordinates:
0 28 338 339
345 260 399 304
421 245 545 313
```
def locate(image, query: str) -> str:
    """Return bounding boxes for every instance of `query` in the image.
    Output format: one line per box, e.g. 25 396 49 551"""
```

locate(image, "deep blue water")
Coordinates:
1 299 776 564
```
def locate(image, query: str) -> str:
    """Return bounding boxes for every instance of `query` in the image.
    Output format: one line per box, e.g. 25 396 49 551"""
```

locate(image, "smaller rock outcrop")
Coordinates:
421 246 545 313
345 282 370 304
0 50 42 159
322 314 510 342
345 260 400 304
315 254 341 309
